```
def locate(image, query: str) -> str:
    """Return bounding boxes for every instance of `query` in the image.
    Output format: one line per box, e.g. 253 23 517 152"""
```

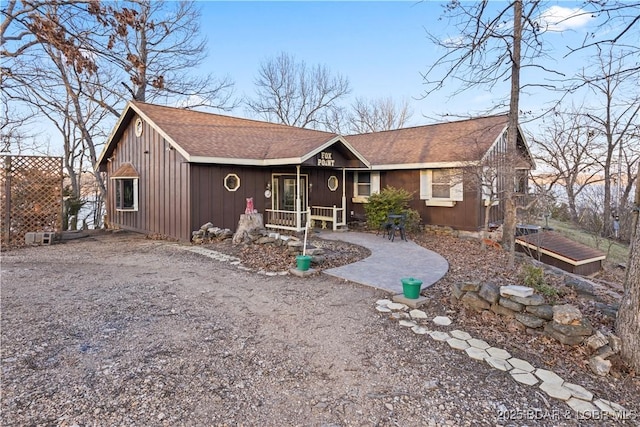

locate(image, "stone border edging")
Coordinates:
375 299 633 421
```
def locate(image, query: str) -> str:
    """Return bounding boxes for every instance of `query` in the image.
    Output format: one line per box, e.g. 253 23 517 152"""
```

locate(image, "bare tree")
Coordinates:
348 97 413 134
578 45 640 235
246 52 351 129
421 0 555 265
90 0 235 110
530 109 603 222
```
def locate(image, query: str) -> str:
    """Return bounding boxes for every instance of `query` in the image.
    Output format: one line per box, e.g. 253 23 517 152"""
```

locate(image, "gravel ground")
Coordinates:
1 230 638 426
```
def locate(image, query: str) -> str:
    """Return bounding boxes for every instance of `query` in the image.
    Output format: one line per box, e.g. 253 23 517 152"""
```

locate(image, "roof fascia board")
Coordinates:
370 161 476 170
189 156 303 166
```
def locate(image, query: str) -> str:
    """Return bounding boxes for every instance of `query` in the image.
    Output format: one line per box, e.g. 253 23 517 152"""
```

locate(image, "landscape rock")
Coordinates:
552 304 582 325
525 304 554 320
508 294 545 306
544 323 586 346
589 356 612 376
451 282 465 300
460 291 490 312
547 318 593 337
500 285 534 298
460 281 481 292
585 331 609 351
608 334 622 353
490 302 516 318
595 345 615 360
498 297 524 312
514 313 546 329
478 282 500 304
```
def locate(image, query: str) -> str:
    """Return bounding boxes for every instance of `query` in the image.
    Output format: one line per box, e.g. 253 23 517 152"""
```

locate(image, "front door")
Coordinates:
273 174 308 212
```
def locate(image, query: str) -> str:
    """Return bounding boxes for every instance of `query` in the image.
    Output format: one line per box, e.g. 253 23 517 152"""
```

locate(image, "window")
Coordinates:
328 175 339 192
115 178 138 211
224 173 240 191
420 169 463 207
353 171 380 202
515 169 527 194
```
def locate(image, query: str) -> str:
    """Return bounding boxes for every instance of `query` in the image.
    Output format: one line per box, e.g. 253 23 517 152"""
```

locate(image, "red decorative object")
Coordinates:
245 197 255 214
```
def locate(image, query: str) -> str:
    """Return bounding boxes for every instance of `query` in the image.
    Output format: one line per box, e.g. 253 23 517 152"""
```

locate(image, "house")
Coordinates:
97 101 369 241
345 115 534 231
97 102 534 241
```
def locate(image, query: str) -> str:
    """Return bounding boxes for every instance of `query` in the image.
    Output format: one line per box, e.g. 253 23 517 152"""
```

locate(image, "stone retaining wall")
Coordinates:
452 282 621 377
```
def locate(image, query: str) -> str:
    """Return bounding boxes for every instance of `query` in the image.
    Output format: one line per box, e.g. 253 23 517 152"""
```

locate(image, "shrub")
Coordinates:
364 186 421 232
520 263 560 302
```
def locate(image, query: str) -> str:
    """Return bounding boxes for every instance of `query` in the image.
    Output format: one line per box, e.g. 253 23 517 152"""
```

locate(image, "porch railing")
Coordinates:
265 209 308 232
310 205 345 231
265 206 346 232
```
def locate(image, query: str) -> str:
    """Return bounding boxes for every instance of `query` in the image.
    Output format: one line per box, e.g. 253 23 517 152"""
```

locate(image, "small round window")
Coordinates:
328 176 339 192
224 173 240 192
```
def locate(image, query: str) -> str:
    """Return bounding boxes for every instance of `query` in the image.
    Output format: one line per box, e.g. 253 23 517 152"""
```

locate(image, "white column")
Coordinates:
341 167 347 225
296 165 301 230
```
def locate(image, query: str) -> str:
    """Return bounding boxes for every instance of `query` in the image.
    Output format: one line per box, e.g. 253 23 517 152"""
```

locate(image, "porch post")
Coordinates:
296 165 301 230
341 167 347 224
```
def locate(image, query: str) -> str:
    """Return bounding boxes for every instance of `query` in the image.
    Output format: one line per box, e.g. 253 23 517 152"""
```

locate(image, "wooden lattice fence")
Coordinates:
1 155 63 248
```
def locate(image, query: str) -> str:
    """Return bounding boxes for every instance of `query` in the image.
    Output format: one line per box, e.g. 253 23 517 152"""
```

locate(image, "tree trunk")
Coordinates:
615 171 640 371
502 0 522 267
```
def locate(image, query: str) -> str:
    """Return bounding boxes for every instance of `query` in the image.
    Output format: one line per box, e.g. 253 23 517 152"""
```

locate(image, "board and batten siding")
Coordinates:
107 116 192 241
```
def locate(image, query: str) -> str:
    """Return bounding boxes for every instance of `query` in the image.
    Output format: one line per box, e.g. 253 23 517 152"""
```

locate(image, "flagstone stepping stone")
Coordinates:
399 320 418 328
376 305 392 313
486 356 512 371
388 302 408 311
539 381 572 401
486 347 511 360
507 358 535 373
376 299 392 307
446 338 470 350
563 382 593 401
411 325 430 335
409 309 428 319
534 368 564 384
510 369 538 386
468 338 491 350
432 316 452 326
566 397 598 414
465 347 489 361
428 331 450 341
593 398 628 418
450 330 472 340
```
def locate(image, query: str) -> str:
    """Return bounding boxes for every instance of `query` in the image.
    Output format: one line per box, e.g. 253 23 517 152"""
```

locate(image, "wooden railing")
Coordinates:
265 209 308 232
310 205 345 231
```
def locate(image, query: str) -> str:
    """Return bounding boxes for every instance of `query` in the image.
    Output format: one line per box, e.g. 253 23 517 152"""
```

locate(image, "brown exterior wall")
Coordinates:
191 165 349 232
347 169 497 231
106 116 192 241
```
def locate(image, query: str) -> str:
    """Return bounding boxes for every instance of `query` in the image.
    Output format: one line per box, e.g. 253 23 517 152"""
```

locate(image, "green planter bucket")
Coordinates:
401 277 423 299
296 255 312 271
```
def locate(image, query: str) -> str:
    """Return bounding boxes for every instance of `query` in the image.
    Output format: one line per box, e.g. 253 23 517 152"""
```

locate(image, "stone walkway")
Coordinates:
375 299 632 422
318 231 449 294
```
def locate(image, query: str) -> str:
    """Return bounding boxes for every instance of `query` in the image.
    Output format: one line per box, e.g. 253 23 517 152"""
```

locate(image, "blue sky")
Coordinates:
197 1 599 126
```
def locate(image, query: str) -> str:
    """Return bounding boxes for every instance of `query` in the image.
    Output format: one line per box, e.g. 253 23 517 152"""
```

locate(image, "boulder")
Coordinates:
585 331 609 351
500 285 534 298
544 323 585 346
548 318 593 337
451 282 466 300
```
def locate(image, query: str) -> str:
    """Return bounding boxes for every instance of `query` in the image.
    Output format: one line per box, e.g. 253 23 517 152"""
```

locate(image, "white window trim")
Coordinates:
224 173 241 192
115 178 139 212
420 169 463 207
352 171 380 203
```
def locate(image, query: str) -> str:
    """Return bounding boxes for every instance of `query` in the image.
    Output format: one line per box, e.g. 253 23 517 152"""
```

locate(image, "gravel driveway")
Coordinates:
0 231 632 426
